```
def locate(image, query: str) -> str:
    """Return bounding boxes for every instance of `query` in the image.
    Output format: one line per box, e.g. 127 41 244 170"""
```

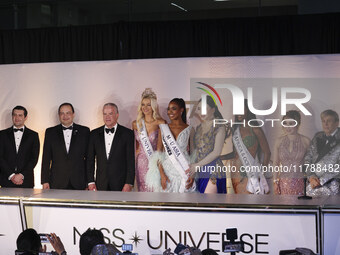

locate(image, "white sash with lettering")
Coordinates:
233 127 269 194
138 119 154 160
160 124 189 192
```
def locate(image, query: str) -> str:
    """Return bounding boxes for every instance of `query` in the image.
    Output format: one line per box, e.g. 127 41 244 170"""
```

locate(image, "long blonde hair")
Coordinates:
136 88 161 131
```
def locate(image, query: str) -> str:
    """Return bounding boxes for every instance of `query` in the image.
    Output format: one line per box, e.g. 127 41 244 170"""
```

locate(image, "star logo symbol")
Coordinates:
130 232 143 247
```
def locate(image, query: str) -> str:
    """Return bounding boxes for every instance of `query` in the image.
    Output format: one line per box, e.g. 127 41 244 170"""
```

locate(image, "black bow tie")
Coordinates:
62 126 73 130
14 128 23 132
105 127 115 134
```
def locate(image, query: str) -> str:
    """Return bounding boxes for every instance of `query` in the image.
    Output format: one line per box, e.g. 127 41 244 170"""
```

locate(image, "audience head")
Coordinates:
16 228 42 254
201 248 218 255
91 243 120 255
79 229 105 255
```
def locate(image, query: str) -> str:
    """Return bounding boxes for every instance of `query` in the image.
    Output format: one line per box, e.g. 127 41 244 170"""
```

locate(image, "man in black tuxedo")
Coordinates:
41 103 90 190
87 103 135 191
0 106 39 188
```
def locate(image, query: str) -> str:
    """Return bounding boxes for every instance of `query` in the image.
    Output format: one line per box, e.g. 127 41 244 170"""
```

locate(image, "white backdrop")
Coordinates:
0 204 23 254
28 205 318 255
0 55 340 187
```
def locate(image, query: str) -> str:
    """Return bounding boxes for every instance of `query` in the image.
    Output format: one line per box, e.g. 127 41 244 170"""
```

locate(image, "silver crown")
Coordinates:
142 88 157 99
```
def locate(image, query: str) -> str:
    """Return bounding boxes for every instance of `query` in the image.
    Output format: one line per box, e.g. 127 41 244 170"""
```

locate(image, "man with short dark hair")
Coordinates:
305 109 340 196
87 103 135 191
79 229 105 255
41 103 90 189
0 105 39 188
16 229 66 255
16 228 44 254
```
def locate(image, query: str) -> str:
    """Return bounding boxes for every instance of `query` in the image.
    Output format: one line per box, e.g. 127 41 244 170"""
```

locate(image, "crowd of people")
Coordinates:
15 228 221 255
15 228 121 255
0 88 339 196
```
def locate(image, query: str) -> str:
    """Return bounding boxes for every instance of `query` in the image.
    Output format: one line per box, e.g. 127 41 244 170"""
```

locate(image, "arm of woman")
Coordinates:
186 127 197 188
253 127 271 166
132 120 139 152
156 127 169 189
189 126 195 155
191 127 226 169
272 137 282 194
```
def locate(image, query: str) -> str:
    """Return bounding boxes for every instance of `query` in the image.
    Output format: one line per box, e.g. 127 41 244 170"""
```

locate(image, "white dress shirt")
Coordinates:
88 124 118 187
104 123 118 159
14 126 24 153
62 124 73 153
9 126 25 180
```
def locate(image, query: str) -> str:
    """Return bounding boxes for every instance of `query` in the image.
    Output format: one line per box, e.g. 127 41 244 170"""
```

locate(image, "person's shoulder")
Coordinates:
277 134 286 141
1 127 13 133
74 123 90 132
252 126 264 135
90 126 104 134
274 135 286 146
24 127 38 136
156 118 166 125
118 124 133 132
181 123 190 131
335 128 340 138
300 134 311 144
0 127 11 138
313 131 324 140
45 124 60 133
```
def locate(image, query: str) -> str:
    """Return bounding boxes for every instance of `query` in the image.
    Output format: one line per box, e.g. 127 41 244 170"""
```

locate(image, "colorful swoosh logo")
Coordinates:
196 82 223 106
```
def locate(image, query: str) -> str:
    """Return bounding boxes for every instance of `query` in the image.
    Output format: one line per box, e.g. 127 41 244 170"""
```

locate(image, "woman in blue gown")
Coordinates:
191 96 230 193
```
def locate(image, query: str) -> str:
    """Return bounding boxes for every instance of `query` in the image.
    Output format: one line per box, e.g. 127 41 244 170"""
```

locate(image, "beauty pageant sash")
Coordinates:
233 127 269 194
139 119 154 160
160 124 189 192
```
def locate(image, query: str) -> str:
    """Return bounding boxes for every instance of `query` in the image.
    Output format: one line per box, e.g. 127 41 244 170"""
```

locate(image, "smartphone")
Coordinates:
39 233 50 243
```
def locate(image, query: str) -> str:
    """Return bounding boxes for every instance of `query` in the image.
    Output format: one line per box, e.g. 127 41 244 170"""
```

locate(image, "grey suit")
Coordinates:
305 128 340 196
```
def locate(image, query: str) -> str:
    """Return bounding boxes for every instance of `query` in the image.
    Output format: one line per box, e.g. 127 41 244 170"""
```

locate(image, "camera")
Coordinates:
116 244 138 255
223 228 244 254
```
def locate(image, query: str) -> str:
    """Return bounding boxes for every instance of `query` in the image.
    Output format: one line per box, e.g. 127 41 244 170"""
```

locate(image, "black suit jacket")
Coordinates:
0 126 40 188
87 124 135 191
41 123 90 189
